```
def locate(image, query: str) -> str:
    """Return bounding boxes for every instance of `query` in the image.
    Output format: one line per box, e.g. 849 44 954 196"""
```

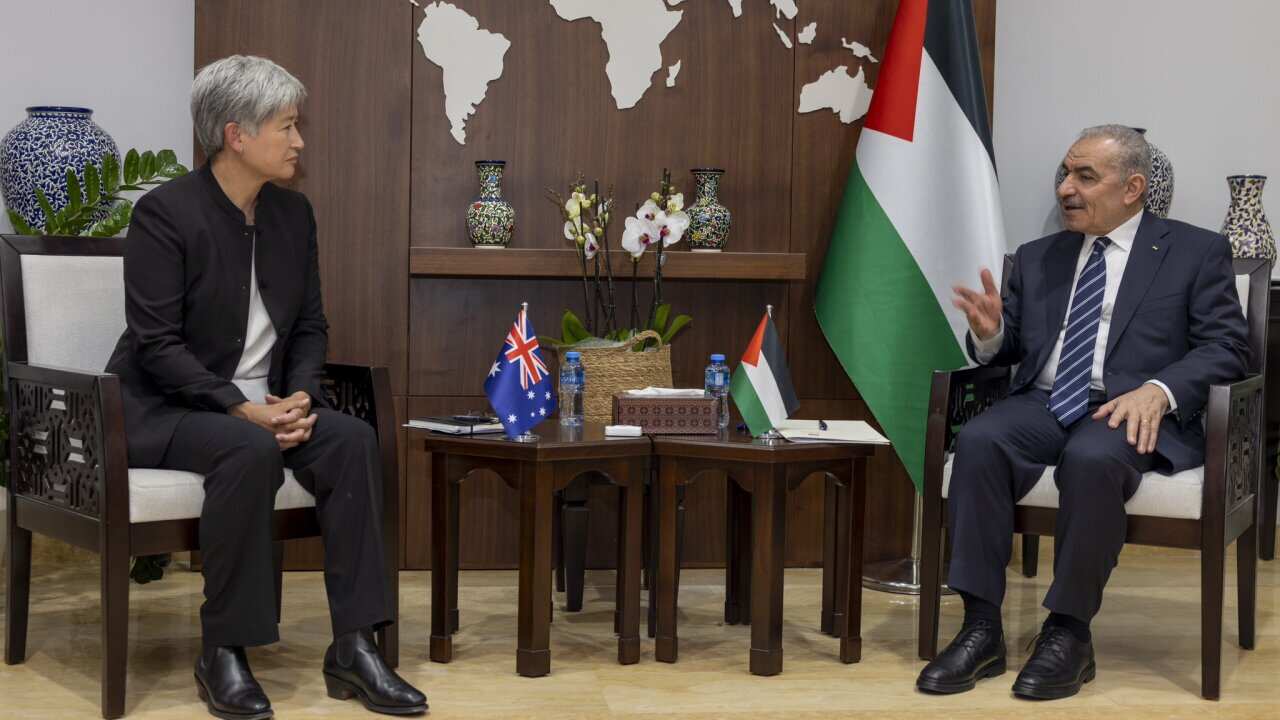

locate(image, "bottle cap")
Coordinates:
565 351 581 360
710 353 726 362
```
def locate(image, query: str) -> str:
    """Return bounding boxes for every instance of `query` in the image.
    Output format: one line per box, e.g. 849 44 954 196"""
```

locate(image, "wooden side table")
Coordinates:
414 423 650 677
651 433 875 675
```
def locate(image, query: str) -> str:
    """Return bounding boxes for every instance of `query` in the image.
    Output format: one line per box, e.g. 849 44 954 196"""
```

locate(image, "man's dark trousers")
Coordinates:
946 388 1156 622
158 407 392 647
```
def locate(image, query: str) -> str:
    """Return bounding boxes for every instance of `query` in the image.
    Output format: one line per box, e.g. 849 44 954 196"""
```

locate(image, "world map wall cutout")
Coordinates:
413 0 876 145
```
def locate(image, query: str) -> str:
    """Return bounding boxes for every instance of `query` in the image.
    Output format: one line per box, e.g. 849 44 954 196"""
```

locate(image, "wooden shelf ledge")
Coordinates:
409 246 807 281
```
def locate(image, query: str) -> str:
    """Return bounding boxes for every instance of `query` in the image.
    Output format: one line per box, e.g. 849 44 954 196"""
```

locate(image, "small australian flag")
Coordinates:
484 307 557 438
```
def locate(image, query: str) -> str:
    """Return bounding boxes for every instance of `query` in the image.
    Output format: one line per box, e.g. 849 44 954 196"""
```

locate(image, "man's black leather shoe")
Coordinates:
323 628 427 715
1012 626 1096 700
194 646 273 720
916 621 1007 694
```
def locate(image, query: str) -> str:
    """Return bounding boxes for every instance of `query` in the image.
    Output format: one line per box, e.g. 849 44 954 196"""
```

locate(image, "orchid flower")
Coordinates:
621 215 660 259
582 232 599 259
636 199 689 247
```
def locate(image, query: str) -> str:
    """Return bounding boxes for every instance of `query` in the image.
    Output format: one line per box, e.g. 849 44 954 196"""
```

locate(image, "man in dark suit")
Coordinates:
916 125 1249 699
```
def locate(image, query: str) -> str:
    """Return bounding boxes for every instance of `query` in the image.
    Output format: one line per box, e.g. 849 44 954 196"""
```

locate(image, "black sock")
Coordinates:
959 590 1002 631
1045 612 1091 643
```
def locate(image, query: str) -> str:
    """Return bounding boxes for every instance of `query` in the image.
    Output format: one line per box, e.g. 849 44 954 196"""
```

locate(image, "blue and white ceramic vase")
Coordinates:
0 106 120 229
1054 127 1173 218
687 168 731 252
1221 175 1275 262
466 160 515 248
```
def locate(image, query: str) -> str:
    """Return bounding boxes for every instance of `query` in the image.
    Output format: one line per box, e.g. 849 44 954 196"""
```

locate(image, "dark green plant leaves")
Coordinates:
87 201 133 237
84 164 101 207
102 152 121 193
561 310 590 344
7 209 36 235
14 148 185 236
662 314 692 344
123 149 140 186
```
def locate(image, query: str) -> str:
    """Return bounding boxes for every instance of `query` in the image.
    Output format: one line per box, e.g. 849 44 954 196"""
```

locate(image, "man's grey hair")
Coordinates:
191 55 307 158
1076 124 1153 199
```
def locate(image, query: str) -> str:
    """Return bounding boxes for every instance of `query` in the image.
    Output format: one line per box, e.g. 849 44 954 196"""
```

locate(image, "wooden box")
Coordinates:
612 393 720 434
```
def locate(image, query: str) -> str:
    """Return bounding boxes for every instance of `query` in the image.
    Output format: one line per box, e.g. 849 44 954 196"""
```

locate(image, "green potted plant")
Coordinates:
6 148 188 236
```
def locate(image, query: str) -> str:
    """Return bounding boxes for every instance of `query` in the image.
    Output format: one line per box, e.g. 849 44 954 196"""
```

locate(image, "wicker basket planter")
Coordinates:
557 330 673 423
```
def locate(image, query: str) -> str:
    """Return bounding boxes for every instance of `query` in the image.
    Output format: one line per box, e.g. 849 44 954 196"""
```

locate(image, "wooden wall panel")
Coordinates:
410 0 793 252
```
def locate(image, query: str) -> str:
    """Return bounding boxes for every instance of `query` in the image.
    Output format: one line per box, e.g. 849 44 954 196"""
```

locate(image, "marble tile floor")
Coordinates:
0 542 1277 719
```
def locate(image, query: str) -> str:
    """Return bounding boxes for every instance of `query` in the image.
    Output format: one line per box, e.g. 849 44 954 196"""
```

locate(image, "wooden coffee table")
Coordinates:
413 423 650 677
651 433 875 675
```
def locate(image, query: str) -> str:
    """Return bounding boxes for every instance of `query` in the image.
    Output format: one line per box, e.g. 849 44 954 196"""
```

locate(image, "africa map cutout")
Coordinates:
415 0 876 145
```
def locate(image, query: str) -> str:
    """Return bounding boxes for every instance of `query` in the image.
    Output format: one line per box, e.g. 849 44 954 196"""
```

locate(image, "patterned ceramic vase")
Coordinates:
1054 127 1173 218
1221 175 1275 262
687 168 731 251
466 160 515 248
0 106 120 229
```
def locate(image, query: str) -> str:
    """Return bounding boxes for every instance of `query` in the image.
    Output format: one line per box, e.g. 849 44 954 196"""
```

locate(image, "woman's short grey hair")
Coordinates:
191 55 307 157
1076 124 1153 199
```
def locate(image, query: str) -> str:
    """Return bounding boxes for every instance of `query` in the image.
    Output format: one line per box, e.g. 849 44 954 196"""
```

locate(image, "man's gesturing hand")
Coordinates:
1092 384 1169 454
953 268 1003 341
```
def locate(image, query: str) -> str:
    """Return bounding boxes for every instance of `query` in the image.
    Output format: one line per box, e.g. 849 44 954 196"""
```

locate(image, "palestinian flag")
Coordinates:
731 312 800 436
814 0 1004 491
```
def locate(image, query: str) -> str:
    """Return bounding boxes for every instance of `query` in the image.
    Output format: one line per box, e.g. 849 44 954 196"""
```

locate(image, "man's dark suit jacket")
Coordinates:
965 211 1250 473
105 164 330 467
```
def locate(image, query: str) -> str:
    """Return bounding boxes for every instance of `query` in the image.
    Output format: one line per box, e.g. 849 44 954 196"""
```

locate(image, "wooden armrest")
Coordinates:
921 365 1011 500
1203 374 1264 517
6 361 128 520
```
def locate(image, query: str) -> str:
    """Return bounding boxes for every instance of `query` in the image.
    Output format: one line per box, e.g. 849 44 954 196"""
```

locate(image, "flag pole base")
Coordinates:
862 491 954 596
753 428 785 445
861 558 954 596
508 432 540 443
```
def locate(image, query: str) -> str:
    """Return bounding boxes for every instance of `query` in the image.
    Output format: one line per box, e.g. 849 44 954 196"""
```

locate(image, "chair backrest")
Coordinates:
1 235 127 372
999 254 1272 375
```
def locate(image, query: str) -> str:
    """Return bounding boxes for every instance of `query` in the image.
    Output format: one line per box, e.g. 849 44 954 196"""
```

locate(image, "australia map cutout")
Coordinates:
416 0 876 145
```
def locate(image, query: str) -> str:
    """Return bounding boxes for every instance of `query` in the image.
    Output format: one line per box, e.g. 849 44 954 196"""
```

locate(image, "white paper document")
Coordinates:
774 419 890 445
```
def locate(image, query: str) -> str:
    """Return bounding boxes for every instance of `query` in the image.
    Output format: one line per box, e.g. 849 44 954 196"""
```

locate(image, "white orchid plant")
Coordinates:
542 171 692 351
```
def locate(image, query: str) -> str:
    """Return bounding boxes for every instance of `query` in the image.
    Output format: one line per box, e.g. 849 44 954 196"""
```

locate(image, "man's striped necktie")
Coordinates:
1048 237 1111 426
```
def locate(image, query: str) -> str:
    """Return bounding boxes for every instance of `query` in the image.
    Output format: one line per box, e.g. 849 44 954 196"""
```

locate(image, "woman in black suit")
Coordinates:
105 55 425 719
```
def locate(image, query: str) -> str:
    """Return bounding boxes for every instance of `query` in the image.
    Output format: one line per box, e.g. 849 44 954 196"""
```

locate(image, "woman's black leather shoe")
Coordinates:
194 646 273 720
323 628 427 715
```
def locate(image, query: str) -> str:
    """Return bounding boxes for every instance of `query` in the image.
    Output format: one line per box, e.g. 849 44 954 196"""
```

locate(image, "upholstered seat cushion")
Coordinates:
941 455 1204 520
128 468 316 523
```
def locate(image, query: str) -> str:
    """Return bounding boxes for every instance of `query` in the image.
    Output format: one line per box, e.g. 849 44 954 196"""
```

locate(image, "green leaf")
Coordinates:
35 188 59 231
117 184 146 191
7 209 38 235
662 315 692 344
537 335 563 350
102 152 121 193
651 303 671 334
65 168 84 215
84 163 101 207
123 149 140 186
157 163 187 179
139 150 157 180
62 205 96 236
562 310 590 344
156 149 178 168
87 201 132 237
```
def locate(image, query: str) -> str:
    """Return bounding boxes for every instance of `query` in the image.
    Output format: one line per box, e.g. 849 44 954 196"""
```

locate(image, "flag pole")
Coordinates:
509 301 540 443
861 493 953 595
755 305 785 444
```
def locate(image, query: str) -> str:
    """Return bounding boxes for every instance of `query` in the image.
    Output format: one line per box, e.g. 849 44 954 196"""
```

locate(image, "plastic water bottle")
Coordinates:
559 351 585 426
704 353 730 429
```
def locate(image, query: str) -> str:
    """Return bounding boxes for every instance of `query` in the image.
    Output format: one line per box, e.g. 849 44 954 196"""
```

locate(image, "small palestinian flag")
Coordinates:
730 312 800 436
